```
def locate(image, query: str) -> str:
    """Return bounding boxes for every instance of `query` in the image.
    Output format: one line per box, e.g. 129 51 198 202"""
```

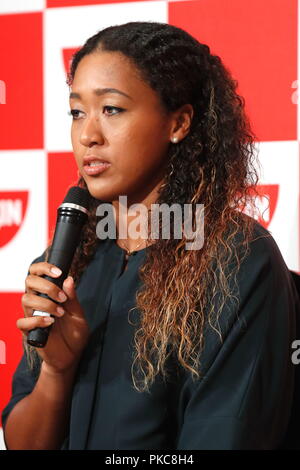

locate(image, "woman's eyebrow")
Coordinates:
69 88 133 100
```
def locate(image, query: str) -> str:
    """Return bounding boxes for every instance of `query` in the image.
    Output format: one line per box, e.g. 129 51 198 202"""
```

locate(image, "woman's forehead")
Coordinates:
71 51 161 104
73 51 141 83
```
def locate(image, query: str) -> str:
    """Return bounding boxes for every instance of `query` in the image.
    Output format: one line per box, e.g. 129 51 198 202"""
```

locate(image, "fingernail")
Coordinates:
57 306 65 316
44 316 55 324
58 291 67 302
50 267 62 276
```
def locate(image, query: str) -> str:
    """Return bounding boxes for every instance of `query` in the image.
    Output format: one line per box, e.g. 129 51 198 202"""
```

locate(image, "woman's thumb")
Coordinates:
62 275 76 299
62 276 85 320
61 276 83 317
62 276 82 313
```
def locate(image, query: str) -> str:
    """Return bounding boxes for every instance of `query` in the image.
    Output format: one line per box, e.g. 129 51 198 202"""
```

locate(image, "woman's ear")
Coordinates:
169 104 194 143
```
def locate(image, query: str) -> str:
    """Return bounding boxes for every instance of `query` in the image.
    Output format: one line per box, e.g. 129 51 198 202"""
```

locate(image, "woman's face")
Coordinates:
70 51 176 205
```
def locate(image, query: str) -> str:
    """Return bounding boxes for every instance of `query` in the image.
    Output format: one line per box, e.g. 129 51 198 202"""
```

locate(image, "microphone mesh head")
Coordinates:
62 186 90 210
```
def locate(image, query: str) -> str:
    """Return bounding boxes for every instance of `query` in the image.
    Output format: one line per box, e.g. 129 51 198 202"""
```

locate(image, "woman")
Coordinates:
2 21 298 450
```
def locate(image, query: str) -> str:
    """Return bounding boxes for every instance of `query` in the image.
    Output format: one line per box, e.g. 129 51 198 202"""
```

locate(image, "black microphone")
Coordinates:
27 186 90 348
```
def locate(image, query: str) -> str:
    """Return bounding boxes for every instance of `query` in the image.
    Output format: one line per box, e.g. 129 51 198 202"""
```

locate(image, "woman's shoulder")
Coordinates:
246 217 282 256
204 214 297 352
228 213 290 277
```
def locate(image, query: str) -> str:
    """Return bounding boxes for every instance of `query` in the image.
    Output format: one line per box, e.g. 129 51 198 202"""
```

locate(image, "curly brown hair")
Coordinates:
26 21 262 393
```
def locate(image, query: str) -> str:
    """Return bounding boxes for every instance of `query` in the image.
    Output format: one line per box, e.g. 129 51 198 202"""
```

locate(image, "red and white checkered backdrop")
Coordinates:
0 0 298 449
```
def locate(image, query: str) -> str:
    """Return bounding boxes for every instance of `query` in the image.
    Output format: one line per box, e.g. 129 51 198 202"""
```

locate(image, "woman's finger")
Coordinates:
21 292 66 318
16 315 55 335
28 262 62 278
25 274 68 304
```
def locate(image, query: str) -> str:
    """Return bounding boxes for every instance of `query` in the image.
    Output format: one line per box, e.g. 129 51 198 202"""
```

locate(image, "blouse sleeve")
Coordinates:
176 226 299 450
1 353 41 432
1 252 46 433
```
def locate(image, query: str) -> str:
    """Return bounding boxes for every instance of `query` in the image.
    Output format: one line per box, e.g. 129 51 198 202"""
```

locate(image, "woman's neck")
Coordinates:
111 179 163 252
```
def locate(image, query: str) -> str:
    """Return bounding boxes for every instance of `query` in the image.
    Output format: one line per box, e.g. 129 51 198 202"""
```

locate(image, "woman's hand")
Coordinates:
17 262 90 374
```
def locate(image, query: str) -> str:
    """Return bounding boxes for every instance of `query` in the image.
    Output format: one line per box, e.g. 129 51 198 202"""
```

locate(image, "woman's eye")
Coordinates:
68 106 123 120
68 109 83 120
103 106 123 116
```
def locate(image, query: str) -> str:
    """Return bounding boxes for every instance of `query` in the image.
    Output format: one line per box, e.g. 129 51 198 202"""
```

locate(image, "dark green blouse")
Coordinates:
2 221 299 449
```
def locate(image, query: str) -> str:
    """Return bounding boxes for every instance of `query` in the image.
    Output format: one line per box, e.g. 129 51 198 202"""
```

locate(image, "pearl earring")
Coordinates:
171 136 179 143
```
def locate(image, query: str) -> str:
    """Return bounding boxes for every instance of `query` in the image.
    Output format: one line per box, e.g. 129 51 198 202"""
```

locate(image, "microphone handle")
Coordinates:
26 276 66 348
27 211 87 348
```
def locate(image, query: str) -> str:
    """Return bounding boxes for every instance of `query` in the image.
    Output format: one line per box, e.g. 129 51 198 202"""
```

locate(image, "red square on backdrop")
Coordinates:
0 293 24 423
48 152 79 242
169 0 297 142
0 13 43 150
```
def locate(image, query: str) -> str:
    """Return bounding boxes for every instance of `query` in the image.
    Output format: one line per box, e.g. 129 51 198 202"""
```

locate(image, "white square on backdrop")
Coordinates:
254 140 299 272
44 1 168 152
0 0 45 14
0 150 47 292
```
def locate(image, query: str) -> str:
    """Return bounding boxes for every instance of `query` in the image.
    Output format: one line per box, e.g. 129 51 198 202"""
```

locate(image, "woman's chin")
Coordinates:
86 186 117 203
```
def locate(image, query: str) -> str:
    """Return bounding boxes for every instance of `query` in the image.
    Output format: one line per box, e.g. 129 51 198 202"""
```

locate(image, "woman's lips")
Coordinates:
83 161 112 176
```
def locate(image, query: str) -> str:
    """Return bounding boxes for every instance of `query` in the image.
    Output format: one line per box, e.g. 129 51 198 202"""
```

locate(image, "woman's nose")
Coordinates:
79 116 104 147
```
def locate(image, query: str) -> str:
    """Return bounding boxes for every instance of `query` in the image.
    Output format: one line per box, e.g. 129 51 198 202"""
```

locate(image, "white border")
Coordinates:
0 0 45 14
0 427 6 450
